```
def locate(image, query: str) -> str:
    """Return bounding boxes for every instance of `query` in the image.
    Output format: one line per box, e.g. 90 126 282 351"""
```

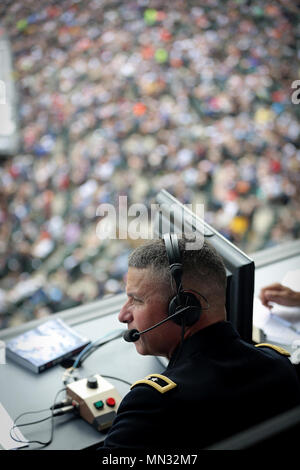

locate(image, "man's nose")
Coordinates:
118 299 133 324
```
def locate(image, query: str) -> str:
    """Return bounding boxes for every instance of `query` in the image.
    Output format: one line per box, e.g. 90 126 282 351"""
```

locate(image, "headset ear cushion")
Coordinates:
168 292 202 327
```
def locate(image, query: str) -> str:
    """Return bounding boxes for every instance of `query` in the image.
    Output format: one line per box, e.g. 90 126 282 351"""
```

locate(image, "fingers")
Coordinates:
259 284 300 308
259 282 283 308
259 283 284 308
260 283 285 295
262 289 289 307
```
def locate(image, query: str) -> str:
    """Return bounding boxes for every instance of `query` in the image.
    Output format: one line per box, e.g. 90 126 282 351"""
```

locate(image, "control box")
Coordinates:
66 374 122 431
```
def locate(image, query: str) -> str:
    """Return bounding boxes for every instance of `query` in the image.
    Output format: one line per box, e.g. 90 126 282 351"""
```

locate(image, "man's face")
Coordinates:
118 267 180 358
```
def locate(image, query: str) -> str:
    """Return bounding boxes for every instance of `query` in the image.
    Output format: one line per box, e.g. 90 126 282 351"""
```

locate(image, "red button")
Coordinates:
106 397 116 407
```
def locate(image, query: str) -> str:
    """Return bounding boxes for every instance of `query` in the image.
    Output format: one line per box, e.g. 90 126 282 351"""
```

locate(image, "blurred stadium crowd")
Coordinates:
0 0 299 329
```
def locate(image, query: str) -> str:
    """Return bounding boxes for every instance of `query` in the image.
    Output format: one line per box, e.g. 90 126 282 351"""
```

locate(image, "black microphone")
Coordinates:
123 329 140 342
123 306 195 343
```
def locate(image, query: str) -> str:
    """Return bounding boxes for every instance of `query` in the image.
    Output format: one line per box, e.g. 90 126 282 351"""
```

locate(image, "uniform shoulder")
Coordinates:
255 343 290 357
131 373 177 394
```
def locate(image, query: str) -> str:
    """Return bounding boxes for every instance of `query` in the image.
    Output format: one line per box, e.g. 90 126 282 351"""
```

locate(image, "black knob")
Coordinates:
87 376 98 389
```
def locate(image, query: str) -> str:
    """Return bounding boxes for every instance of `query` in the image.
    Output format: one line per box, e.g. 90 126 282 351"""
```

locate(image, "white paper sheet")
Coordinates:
253 269 300 346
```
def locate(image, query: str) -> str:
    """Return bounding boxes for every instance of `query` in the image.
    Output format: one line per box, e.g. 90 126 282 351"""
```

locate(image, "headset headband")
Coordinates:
163 233 183 292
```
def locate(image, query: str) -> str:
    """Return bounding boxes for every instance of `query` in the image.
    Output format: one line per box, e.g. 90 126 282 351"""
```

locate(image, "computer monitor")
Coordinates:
153 189 255 343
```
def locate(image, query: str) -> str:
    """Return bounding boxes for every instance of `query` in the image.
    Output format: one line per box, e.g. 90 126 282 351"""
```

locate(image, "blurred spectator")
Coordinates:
0 0 299 329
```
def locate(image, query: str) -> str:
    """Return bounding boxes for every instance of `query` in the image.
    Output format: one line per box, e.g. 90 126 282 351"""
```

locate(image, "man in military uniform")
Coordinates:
102 235 300 449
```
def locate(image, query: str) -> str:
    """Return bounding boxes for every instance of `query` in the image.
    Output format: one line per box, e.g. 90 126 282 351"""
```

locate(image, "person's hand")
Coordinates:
259 283 300 309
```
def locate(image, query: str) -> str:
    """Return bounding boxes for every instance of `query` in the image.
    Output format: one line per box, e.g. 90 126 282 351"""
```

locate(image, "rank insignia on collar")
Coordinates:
131 373 177 393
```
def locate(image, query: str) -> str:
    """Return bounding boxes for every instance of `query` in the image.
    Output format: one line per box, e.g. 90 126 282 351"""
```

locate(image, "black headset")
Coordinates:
123 233 207 342
163 233 203 327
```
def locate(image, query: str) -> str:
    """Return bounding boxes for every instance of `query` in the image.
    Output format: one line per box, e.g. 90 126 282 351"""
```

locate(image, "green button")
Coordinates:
94 400 104 410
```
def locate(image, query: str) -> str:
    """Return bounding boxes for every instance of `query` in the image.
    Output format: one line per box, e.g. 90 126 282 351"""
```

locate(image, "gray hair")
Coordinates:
128 236 227 297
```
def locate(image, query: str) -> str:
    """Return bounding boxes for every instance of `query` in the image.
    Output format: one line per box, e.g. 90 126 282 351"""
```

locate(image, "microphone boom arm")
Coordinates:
123 305 197 342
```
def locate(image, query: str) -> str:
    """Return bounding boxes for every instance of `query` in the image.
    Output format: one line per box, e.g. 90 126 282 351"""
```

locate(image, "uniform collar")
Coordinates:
167 321 240 368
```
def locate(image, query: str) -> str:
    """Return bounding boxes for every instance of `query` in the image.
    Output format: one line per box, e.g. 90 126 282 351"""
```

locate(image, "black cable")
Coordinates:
77 339 114 364
10 333 130 449
170 315 186 368
10 387 66 449
101 374 132 387
73 330 124 367
63 331 128 388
